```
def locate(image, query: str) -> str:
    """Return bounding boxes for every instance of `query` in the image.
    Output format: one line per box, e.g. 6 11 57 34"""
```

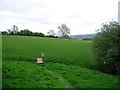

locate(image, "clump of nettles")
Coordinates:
93 21 120 75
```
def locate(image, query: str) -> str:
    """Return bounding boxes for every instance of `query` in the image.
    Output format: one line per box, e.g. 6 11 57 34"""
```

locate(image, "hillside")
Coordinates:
71 33 96 40
2 35 118 88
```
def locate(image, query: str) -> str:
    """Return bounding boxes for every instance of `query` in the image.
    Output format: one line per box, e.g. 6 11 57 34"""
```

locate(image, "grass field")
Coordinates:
2 35 118 88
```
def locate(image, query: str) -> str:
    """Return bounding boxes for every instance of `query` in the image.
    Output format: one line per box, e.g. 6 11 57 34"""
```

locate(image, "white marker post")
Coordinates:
41 52 44 58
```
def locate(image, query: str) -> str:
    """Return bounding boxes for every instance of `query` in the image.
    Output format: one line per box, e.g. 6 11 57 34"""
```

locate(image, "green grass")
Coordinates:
2 60 65 88
3 35 95 68
2 35 119 88
45 63 118 88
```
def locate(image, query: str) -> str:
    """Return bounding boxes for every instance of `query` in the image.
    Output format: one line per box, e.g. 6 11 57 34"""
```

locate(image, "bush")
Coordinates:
93 21 120 75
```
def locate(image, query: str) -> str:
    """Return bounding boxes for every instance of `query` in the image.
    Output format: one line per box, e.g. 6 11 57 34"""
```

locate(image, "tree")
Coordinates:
57 24 70 38
7 29 14 35
32 32 45 37
47 30 56 36
12 25 18 34
93 21 120 75
7 29 11 34
19 29 33 36
39 32 45 37
1 31 8 35
7 25 19 35
32 32 40 36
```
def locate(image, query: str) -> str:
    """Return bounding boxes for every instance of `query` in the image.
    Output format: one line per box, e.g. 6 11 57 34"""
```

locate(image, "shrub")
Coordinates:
93 21 120 75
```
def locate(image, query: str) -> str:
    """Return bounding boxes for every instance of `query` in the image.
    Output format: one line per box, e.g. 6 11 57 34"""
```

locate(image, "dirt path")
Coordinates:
41 67 73 88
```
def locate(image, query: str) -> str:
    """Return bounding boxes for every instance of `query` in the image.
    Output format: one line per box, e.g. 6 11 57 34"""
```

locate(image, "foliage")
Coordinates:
32 32 45 37
1 24 72 39
93 21 120 75
46 35 59 38
1 25 45 37
1 31 8 35
19 29 33 36
7 25 19 35
12 25 19 34
58 24 70 38
47 30 58 38
47 30 56 36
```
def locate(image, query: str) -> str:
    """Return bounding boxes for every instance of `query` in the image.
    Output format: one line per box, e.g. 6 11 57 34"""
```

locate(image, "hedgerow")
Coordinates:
93 21 120 75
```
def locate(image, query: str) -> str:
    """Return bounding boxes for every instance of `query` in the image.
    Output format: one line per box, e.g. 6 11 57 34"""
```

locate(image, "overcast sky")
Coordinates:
0 0 119 35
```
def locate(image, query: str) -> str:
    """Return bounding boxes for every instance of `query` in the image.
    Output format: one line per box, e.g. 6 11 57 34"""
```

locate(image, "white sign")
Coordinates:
37 58 44 64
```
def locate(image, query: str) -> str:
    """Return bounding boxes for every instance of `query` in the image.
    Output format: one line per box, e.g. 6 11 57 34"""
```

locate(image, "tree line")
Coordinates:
1 25 51 37
1 24 71 39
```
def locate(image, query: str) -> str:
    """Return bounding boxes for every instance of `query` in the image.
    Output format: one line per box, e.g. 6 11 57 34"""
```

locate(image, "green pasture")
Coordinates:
3 35 95 68
2 35 118 88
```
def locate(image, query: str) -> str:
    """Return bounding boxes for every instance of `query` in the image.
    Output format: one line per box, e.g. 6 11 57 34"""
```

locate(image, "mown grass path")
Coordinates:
42 67 73 88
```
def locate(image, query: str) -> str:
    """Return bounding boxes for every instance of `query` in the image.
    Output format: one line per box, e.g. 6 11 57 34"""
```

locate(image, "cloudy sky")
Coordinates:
0 0 119 35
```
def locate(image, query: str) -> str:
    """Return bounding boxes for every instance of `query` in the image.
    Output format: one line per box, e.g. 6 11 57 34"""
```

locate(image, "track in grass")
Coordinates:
42 67 73 88
2 60 66 88
44 63 118 88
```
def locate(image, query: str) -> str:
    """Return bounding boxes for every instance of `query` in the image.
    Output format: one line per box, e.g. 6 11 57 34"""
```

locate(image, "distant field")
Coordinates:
3 35 95 68
2 35 118 88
